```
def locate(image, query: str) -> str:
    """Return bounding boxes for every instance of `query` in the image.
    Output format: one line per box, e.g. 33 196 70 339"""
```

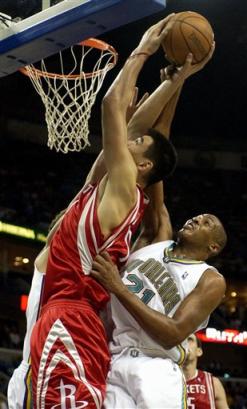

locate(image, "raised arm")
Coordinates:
154 73 183 137
132 183 173 252
101 16 175 191
131 77 183 248
127 71 184 141
97 17 176 235
91 253 226 349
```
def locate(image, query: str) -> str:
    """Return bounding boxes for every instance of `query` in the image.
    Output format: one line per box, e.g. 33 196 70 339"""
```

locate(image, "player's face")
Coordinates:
178 214 219 242
128 135 153 159
186 334 202 363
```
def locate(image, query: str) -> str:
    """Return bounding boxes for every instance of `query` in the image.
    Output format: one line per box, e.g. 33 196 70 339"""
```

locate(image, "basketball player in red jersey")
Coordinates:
30 16 178 409
184 334 229 409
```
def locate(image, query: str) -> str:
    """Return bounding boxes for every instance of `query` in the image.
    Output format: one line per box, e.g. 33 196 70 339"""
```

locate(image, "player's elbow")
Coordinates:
162 338 181 350
160 336 180 349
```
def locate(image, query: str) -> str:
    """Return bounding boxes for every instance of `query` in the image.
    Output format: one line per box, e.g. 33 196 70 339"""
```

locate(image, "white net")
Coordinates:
20 39 117 153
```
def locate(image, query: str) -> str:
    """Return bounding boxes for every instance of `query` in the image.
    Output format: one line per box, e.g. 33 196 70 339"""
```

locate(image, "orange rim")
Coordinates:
19 38 118 79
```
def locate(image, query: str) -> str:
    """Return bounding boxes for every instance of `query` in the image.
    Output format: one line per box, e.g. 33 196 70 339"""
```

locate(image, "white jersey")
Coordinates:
8 265 45 409
23 265 45 361
109 240 214 363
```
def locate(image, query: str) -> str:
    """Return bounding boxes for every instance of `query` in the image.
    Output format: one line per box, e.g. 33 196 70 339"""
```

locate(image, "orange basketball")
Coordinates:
162 11 214 65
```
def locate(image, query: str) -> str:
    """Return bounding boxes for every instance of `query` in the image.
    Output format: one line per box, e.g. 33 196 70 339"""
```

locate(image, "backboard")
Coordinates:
0 0 166 77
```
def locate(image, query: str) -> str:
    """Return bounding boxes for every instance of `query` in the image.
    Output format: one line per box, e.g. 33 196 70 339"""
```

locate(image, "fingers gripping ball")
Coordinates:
162 11 214 65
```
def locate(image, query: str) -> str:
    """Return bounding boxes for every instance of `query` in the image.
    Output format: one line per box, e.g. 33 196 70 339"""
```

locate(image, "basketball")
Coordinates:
162 11 214 65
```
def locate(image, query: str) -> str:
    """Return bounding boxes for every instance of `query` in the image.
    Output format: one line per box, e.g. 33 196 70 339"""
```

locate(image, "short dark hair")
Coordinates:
144 128 177 186
213 221 227 255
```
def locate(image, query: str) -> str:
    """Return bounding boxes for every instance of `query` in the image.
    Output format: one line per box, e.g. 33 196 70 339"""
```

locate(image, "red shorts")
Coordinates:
30 299 110 409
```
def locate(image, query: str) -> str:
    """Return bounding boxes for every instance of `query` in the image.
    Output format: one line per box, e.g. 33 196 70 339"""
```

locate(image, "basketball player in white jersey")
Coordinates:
184 334 229 409
91 210 227 408
7 247 47 409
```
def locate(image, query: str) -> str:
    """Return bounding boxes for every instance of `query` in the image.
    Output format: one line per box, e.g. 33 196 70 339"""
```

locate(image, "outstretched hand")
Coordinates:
91 252 125 295
136 14 175 56
160 41 215 84
178 41 216 80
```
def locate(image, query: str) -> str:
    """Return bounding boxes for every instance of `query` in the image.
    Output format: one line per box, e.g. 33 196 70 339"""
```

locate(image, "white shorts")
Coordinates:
7 360 32 409
104 348 187 409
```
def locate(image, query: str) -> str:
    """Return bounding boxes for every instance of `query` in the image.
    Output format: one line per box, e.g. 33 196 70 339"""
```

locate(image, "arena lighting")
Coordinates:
0 220 46 243
20 294 28 311
197 328 247 346
231 291 237 297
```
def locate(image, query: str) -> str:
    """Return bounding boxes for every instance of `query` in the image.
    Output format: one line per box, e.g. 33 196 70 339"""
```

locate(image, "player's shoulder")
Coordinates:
203 266 225 282
198 369 212 377
199 266 226 294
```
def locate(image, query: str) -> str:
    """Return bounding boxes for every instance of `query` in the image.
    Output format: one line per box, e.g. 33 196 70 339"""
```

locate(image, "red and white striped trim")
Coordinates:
205 371 216 409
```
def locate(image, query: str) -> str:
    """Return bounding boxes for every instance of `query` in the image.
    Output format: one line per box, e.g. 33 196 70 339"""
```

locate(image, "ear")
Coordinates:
137 159 153 172
208 242 220 255
197 347 203 358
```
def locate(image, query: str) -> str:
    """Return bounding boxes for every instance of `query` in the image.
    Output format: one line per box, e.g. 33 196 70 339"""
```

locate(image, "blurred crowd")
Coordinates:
0 141 90 231
225 381 247 409
0 320 22 350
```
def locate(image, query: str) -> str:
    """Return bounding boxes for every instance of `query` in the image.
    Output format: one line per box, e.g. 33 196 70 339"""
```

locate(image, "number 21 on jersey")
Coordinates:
125 273 155 304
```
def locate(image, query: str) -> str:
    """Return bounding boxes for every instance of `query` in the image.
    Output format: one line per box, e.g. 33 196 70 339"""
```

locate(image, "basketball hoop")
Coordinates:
20 38 118 153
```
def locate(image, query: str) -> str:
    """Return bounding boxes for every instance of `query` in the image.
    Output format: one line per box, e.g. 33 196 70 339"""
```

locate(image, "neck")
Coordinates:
183 361 198 381
172 241 206 261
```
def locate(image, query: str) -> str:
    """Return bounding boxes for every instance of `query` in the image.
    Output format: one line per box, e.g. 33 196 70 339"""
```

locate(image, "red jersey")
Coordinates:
42 183 148 310
187 370 216 409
